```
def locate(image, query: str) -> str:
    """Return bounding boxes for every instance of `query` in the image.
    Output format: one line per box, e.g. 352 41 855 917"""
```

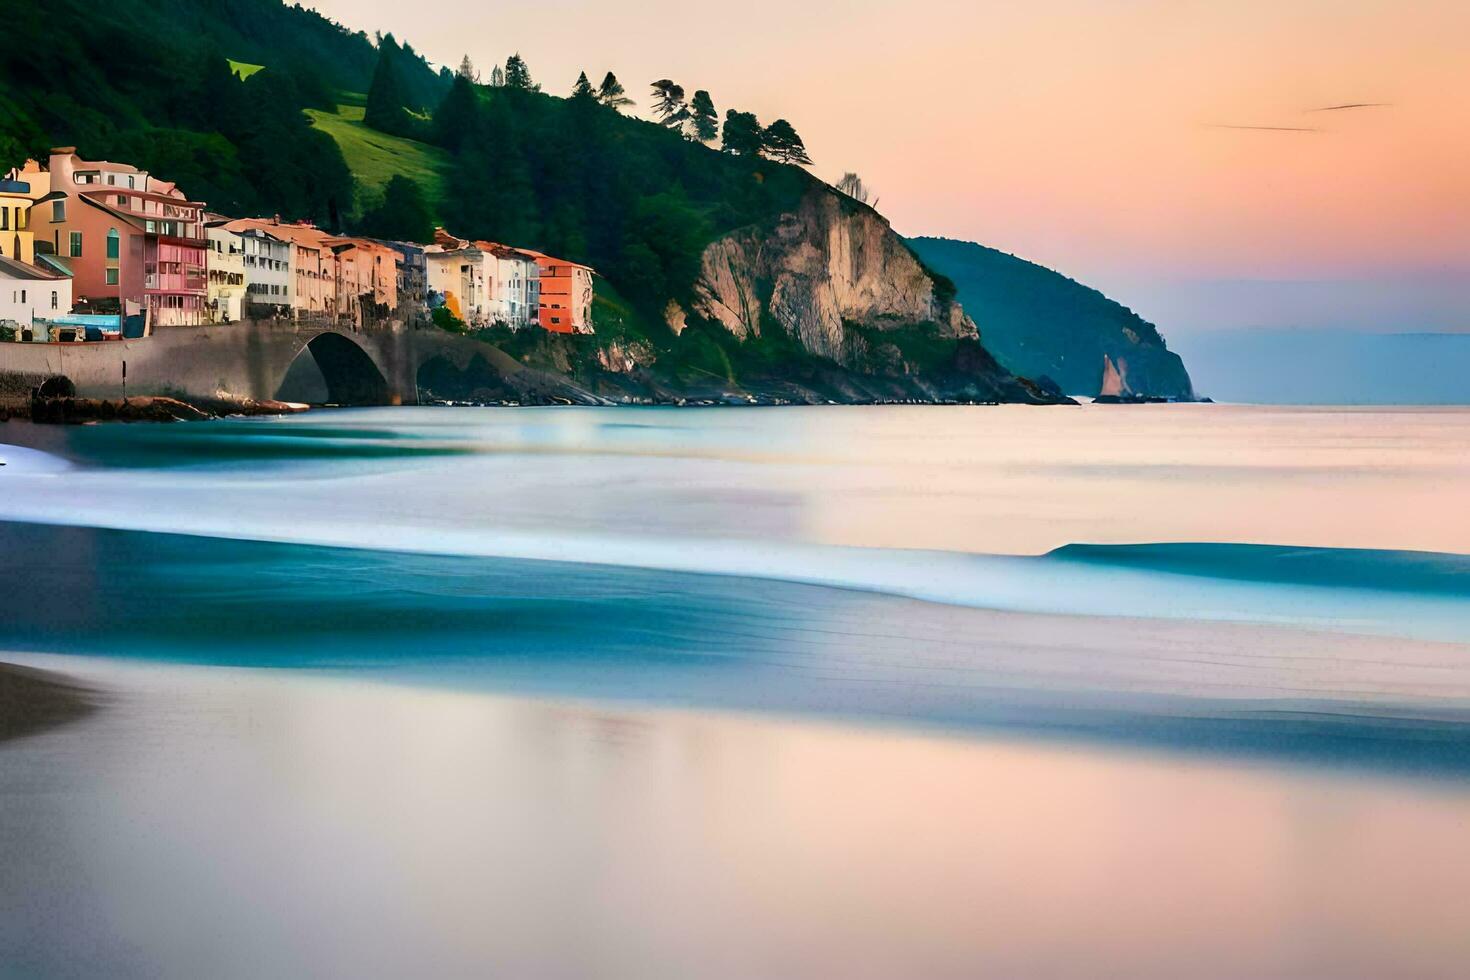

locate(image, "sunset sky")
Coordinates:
310 0 1469 334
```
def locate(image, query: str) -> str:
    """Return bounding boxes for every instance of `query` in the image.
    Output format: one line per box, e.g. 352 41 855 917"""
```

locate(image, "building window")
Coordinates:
107 228 120 259
51 291 59 309
145 220 156 233
0 207 7 231
70 232 82 257
52 200 65 222
106 268 119 285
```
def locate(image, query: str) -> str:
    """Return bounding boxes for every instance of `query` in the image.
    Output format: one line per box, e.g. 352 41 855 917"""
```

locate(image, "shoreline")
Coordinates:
9 637 1470 783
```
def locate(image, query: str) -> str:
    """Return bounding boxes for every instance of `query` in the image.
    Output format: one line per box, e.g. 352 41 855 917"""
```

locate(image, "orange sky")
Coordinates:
311 0 1469 330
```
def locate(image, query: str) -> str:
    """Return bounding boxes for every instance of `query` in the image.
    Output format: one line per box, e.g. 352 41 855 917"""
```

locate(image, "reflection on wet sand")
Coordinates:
3 656 1468 980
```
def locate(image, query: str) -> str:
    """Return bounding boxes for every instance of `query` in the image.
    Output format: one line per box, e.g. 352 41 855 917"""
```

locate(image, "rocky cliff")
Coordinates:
692 190 973 361
662 187 1060 403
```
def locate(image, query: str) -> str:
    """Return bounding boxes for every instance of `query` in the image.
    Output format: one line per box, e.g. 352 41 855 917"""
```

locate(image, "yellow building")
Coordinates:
0 177 36 264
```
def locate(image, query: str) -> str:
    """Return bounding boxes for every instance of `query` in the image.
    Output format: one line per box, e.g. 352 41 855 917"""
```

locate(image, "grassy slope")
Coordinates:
227 59 263 80
305 103 450 220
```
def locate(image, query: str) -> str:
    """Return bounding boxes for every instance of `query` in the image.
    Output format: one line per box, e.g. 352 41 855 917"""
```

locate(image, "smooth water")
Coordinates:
2 405 1469 978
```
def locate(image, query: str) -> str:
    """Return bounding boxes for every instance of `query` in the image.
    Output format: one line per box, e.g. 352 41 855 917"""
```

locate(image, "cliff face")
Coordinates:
907 236 1196 399
693 189 975 364
675 188 1057 403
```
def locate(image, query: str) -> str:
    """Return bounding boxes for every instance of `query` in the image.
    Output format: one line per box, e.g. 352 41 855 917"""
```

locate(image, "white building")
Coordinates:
424 242 490 325
239 227 292 313
205 221 246 323
0 254 72 340
423 231 544 330
483 243 539 328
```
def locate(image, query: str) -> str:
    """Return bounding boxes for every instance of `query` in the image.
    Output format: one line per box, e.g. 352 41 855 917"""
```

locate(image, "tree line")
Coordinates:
369 48 814 166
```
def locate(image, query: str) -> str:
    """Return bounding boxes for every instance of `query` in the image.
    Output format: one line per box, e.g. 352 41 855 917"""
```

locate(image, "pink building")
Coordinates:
16 149 208 328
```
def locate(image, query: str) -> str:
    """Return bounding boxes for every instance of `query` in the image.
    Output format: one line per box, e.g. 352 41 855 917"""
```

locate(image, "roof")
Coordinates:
52 148 143 175
516 247 595 274
0 179 30 195
33 253 72 277
81 188 202 208
224 218 334 250
0 254 66 281
361 237 427 257
433 227 466 249
473 241 539 263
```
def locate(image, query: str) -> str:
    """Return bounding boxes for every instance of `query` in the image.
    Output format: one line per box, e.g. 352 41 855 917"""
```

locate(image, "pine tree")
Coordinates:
433 73 479 152
504 54 535 91
357 175 433 242
721 109 764 157
597 72 633 111
363 44 409 135
649 80 688 128
457 55 478 82
489 64 505 87
571 71 595 100
762 119 812 165
689 90 718 143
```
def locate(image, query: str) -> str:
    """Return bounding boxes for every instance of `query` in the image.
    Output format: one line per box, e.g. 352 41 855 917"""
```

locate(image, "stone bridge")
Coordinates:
0 319 601 407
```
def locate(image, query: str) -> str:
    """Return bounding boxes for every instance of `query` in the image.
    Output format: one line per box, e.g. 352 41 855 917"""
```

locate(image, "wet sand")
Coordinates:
0 661 97 742
4 653 1470 979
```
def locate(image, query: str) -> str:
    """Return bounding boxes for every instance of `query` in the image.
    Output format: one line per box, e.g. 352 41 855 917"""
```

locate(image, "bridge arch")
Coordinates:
276 331 392 406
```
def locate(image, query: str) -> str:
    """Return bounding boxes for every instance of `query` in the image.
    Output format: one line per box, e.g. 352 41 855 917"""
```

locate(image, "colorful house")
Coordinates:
238 227 292 313
0 178 36 264
364 238 428 312
424 229 557 330
325 237 399 321
474 241 540 328
224 218 336 319
204 218 247 324
522 250 594 334
424 231 489 324
0 253 73 339
14 149 208 328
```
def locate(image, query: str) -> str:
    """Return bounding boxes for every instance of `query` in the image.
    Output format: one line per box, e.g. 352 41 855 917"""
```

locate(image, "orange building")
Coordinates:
520 250 594 334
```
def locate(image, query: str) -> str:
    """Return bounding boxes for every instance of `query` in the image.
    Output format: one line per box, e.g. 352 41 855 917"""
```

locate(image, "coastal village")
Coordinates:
0 148 595 344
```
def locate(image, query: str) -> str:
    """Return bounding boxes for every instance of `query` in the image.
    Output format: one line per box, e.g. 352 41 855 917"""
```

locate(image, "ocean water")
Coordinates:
2 404 1469 978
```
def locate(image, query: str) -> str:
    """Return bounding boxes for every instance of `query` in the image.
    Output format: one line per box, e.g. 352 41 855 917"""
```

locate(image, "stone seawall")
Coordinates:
0 318 605 410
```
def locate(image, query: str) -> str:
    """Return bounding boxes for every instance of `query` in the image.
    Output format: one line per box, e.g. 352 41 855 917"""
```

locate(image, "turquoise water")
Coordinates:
2 405 1469 758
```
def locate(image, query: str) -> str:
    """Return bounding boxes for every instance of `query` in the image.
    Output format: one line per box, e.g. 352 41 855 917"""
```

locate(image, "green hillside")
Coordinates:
305 104 450 219
907 237 1195 398
227 59 264 80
